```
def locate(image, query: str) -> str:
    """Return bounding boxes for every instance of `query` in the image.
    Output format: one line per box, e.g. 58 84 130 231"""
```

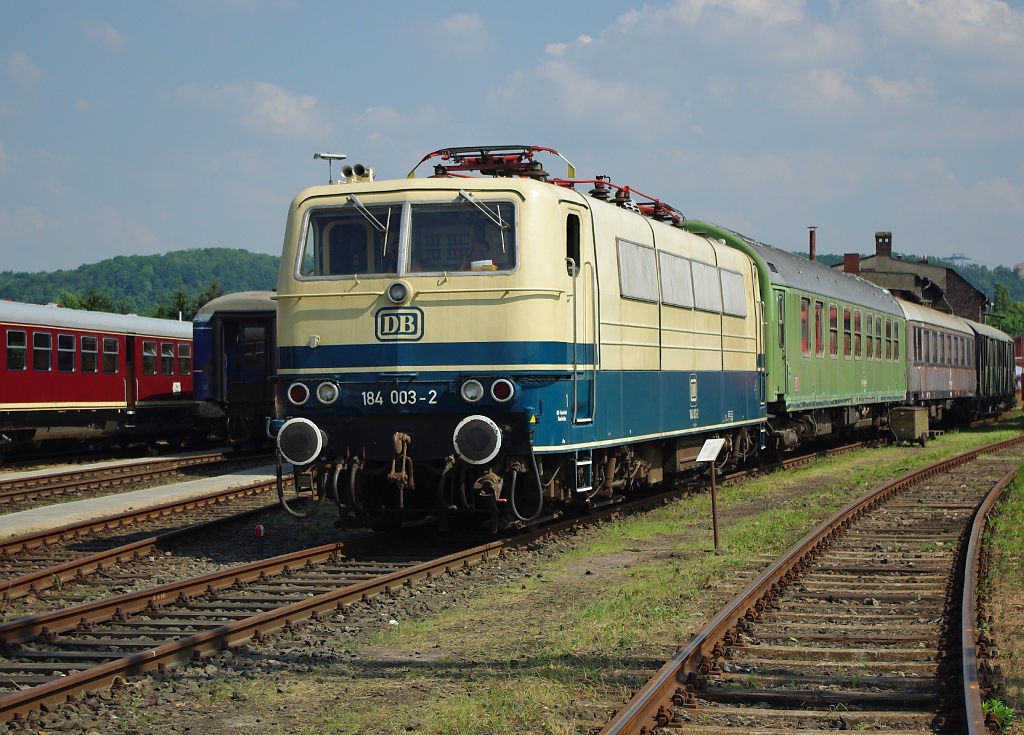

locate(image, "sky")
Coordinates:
1 0 1023 274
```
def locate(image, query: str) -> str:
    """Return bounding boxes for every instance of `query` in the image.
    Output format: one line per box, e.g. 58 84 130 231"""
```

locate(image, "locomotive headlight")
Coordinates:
287 382 310 406
490 378 515 403
277 417 327 466
315 381 340 405
460 379 485 403
453 414 502 465
386 280 412 304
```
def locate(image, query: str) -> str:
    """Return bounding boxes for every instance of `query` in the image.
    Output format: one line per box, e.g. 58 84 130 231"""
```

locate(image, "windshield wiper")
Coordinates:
348 194 388 233
458 190 509 230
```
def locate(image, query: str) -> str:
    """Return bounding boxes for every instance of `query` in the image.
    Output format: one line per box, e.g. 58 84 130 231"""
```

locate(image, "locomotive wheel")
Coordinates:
918 432 928 448
279 469 329 518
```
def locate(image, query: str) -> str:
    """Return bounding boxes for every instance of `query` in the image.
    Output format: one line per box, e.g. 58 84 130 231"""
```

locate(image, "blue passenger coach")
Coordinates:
273 147 766 529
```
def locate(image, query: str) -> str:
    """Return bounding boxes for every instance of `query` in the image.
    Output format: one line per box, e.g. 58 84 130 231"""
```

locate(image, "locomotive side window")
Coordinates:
691 261 722 313
659 252 694 308
102 338 119 374
617 239 659 303
6 330 27 370
800 298 810 357
566 213 580 276
720 269 747 317
178 343 192 376
58 334 75 372
410 201 517 274
142 341 158 376
81 336 98 373
814 301 824 357
299 204 402 278
33 331 52 371
161 342 174 376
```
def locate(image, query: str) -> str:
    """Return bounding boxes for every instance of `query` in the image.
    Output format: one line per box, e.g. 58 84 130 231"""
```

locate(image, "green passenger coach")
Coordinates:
684 222 906 452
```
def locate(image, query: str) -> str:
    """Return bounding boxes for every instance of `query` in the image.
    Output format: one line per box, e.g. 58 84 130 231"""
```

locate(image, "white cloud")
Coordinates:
175 81 331 138
770 68 861 117
82 20 127 51
866 0 1024 51
7 51 43 87
432 13 490 58
865 75 925 106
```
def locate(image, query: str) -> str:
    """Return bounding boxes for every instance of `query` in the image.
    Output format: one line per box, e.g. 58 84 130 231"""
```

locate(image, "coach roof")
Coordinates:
0 300 191 339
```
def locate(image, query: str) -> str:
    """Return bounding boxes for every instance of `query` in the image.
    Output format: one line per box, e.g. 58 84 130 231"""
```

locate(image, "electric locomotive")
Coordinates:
273 146 766 529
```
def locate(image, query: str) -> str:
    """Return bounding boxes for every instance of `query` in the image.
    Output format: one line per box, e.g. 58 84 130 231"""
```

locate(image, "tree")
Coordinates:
56 287 131 314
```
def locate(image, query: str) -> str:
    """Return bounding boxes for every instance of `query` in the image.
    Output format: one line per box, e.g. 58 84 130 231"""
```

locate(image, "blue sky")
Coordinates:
2 0 1023 274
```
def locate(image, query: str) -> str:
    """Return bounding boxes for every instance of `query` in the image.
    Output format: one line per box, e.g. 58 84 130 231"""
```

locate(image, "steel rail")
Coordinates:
599 434 1024 734
1 501 279 602
0 476 276 554
962 463 1021 733
0 451 233 495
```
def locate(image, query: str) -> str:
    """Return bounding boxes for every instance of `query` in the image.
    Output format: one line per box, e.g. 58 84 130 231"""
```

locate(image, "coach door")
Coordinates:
564 205 597 423
229 323 270 401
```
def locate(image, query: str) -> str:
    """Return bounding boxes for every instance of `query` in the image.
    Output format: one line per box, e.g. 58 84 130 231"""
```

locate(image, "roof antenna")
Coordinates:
314 152 347 184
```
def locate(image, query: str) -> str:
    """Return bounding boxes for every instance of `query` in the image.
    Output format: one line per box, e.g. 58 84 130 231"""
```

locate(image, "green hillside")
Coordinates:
0 248 280 316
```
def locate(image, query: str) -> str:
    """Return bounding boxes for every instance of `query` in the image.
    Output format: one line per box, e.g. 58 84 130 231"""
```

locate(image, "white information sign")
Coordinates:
696 438 727 463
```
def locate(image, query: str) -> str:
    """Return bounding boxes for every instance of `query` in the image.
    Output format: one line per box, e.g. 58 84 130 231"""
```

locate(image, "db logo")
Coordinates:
375 307 424 342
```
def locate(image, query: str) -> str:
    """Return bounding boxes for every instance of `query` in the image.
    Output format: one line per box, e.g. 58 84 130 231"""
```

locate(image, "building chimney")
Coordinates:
808 226 817 262
875 231 892 259
844 253 860 274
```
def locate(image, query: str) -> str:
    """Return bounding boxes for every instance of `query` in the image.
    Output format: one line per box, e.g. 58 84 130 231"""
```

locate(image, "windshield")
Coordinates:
409 200 516 273
298 203 401 278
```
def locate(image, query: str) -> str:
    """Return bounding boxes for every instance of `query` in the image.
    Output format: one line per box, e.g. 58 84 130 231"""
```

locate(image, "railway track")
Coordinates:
0 437 987 725
600 436 1024 735
0 451 272 513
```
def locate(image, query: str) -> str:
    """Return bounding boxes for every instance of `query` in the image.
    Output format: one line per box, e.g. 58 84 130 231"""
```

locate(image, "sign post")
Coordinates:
696 438 727 550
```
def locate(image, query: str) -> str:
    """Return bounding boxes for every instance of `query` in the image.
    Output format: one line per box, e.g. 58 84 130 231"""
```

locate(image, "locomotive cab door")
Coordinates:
563 205 597 423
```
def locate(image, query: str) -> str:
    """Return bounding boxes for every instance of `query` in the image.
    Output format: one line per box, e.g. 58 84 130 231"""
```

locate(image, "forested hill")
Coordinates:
0 248 280 314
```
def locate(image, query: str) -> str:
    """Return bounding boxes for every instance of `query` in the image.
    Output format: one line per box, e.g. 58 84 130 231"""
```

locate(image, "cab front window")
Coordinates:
409 199 516 274
298 202 402 278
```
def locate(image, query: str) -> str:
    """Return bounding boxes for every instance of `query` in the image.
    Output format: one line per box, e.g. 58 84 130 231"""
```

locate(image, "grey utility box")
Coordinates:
890 407 930 447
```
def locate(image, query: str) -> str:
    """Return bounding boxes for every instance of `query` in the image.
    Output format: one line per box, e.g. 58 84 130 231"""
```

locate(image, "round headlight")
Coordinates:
387 280 411 304
460 379 484 403
316 381 340 405
287 382 310 406
453 415 502 465
490 378 515 403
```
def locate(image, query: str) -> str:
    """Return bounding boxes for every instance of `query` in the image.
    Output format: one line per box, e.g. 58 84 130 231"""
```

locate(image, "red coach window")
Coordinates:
178 343 192 376
81 336 98 373
102 338 119 374
33 332 52 371
160 342 174 376
6 330 27 370
58 334 75 372
142 341 157 376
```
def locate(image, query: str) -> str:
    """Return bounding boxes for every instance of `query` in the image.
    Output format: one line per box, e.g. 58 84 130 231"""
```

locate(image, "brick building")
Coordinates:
834 232 988 322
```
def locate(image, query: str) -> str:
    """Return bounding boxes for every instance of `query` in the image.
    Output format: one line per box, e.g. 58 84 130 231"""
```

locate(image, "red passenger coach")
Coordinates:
0 300 195 462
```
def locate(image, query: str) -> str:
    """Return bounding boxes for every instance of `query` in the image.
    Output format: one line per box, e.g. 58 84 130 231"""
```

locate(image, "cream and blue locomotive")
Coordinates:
272 146 766 529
